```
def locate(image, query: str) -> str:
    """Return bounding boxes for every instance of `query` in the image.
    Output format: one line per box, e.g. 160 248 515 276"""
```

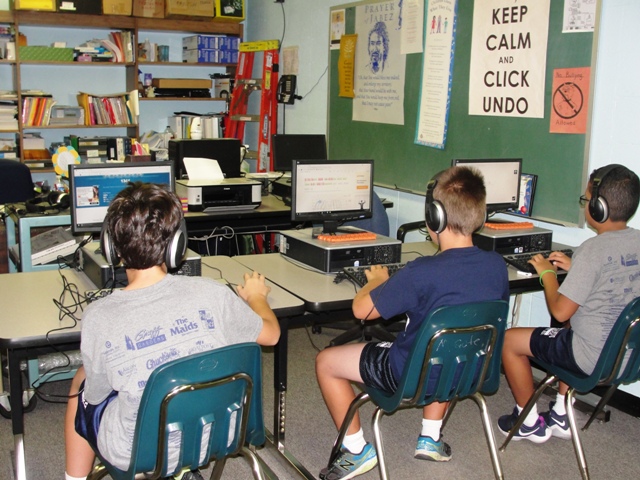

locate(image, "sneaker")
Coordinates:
414 435 452 462
319 443 378 480
173 469 204 480
498 407 552 444
541 401 572 440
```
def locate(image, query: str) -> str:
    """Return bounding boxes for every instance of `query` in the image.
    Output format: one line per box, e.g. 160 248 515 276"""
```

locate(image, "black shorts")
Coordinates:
529 327 586 375
74 380 118 453
359 342 398 393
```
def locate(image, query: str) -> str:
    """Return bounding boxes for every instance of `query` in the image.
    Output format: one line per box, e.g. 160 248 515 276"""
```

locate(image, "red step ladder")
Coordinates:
225 40 279 172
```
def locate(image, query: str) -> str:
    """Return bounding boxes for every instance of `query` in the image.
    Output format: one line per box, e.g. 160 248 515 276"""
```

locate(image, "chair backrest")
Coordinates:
343 191 390 236
106 342 265 478
0 159 34 204
581 296 640 390
369 300 509 413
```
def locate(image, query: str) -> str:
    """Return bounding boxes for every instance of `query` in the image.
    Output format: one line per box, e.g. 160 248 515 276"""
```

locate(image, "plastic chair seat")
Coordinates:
500 296 640 480
327 300 509 480
87 342 266 480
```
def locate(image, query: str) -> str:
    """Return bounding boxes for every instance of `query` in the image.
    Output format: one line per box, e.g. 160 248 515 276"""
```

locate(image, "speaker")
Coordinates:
100 218 188 269
589 164 623 223
425 171 447 234
25 191 70 213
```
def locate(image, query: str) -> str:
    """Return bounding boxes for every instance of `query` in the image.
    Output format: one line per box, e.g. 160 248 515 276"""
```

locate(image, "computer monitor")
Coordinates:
272 134 328 172
69 161 175 235
291 159 374 235
451 158 522 214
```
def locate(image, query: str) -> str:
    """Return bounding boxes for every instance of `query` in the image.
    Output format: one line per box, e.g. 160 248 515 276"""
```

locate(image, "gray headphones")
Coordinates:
588 164 623 223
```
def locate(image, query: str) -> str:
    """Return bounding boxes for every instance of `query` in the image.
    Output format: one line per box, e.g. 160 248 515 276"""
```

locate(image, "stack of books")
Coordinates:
0 102 18 130
76 91 137 126
21 94 56 127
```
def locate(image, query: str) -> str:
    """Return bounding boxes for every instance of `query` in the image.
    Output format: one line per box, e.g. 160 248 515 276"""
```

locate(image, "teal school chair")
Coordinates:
326 300 510 480
500 296 640 480
88 343 266 480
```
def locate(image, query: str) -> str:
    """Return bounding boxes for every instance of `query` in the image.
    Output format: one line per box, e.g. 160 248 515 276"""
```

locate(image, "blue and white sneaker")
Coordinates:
319 443 378 480
498 407 552 444
415 435 452 462
541 401 572 439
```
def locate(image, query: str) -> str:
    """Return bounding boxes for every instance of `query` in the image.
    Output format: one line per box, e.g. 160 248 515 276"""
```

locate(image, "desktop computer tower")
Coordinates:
80 242 202 288
280 228 401 273
169 138 241 180
473 226 553 254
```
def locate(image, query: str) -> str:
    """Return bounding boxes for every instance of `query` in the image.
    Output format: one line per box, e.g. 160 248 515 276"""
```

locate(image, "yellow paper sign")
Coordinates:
339 34 357 98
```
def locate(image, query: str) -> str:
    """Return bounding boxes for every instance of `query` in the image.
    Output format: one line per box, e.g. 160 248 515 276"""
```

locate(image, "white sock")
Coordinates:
553 393 574 416
65 473 87 480
420 418 443 440
517 403 539 427
342 428 367 454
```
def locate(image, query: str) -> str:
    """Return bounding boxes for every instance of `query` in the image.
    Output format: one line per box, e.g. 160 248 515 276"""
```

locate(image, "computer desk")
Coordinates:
232 240 571 477
0 259 305 480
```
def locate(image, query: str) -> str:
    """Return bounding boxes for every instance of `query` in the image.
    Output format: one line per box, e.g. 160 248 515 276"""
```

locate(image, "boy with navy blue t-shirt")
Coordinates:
316 166 509 479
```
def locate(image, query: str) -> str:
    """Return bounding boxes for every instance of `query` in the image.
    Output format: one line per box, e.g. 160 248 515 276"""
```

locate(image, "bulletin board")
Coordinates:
327 0 597 225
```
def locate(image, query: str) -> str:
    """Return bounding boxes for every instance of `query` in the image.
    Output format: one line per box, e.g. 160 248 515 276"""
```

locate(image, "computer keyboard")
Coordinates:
342 262 406 287
317 231 378 242
503 249 574 274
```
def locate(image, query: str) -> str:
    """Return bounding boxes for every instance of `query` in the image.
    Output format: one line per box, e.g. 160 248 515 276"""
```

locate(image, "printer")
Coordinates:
176 178 262 212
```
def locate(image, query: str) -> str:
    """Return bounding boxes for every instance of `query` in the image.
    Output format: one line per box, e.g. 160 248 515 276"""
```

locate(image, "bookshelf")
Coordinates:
0 10 242 172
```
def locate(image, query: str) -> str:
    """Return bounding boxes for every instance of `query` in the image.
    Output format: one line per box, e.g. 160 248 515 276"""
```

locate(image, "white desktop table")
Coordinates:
0 257 305 480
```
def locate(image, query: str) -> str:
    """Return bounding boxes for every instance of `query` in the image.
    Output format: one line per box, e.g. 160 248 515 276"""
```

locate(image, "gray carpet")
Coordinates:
2 326 639 479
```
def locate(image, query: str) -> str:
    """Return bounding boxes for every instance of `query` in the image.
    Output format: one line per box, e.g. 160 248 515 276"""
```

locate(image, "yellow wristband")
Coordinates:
539 269 557 287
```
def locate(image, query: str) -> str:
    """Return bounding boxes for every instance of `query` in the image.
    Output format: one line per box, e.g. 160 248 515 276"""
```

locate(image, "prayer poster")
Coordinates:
353 0 406 125
468 0 551 118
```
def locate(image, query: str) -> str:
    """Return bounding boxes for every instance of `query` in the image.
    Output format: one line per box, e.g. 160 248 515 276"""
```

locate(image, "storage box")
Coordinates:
133 0 164 17
19 46 74 62
103 0 132 15
57 0 102 14
182 34 239 51
165 0 213 18
15 0 56 10
182 48 238 64
214 0 244 22
152 78 212 89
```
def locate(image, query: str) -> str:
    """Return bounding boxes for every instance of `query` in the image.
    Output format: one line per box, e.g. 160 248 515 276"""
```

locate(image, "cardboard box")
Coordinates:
57 0 102 14
133 0 164 18
214 0 244 22
165 0 213 18
152 78 212 89
103 0 132 15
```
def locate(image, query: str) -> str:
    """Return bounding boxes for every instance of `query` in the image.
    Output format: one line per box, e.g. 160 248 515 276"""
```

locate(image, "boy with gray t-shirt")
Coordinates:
64 183 280 480
498 164 640 442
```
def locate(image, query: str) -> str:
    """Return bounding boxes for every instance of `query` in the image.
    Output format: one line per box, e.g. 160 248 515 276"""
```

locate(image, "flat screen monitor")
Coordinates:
69 161 175 235
451 158 522 214
272 134 327 172
291 159 374 235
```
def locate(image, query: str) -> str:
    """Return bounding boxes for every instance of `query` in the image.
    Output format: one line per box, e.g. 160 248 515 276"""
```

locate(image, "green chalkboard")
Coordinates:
328 1 596 225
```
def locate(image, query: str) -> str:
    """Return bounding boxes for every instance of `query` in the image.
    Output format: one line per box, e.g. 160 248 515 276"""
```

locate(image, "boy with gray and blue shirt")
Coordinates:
64 182 280 480
499 164 640 442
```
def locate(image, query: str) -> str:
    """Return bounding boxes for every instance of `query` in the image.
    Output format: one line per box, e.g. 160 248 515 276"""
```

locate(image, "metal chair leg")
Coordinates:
86 463 109 480
371 407 389 480
327 392 371 467
471 392 504 480
566 390 590 480
441 397 458 431
500 374 557 451
241 446 266 480
210 457 227 480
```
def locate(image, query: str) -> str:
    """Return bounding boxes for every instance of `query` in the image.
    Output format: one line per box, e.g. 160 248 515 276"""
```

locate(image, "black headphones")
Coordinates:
25 191 70 214
425 171 447 234
589 164 623 223
100 218 188 269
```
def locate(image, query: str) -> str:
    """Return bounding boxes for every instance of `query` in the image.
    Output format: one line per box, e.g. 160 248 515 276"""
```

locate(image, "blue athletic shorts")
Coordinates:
529 327 586 375
74 380 118 452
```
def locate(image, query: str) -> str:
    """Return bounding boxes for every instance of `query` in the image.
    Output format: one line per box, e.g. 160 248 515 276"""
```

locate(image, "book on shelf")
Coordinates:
9 227 81 267
77 91 138 126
